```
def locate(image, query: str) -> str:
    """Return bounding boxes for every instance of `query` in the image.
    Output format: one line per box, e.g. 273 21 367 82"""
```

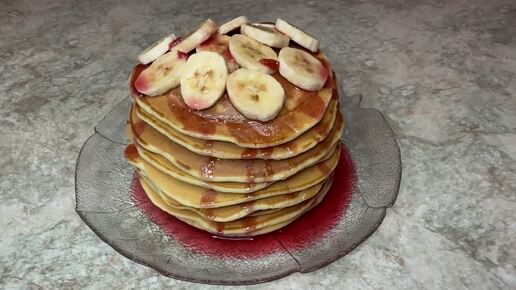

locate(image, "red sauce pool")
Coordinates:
131 145 355 258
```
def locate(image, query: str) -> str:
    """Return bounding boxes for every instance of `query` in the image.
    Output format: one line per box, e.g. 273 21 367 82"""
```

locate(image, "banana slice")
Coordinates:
226 68 285 121
196 34 238 72
219 16 249 35
278 47 328 91
251 23 275 29
180 51 228 110
172 19 218 54
275 18 319 52
134 51 187 96
229 34 277 74
241 24 289 48
138 34 177 64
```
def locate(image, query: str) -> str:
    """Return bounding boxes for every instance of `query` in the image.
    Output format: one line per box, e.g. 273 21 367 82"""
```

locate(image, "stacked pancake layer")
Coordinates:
125 19 344 237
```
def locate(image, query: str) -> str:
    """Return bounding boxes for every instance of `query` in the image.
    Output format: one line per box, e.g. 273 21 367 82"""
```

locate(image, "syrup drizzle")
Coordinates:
129 64 147 98
242 201 255 213
132 121 147 140
216 223 225 234
131 145 356 258
200 157 217 179
299 92 326 119
200 189 218 208
166 92 217 135
260 147 274 159
263 160 273 180
202 208 215 219
241 148 258 159
242 216 258 232
244 161 255 182
204 140 214 154
245 181 256 194
124 144 139 161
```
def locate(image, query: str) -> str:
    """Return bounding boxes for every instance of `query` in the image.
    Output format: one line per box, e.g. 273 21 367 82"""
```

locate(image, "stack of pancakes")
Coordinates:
126 52 343 237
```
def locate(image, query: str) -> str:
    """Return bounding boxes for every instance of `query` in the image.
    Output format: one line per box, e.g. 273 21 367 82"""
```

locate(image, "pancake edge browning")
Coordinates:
139 173 334 237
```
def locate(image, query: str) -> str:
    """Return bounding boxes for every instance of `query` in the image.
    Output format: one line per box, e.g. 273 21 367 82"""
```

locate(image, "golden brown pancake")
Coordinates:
133 98 338 160
131 107 343 183
130 55 336 148
136 141 338 188
139 174 332 237
126 145 340 207
141 172 331 222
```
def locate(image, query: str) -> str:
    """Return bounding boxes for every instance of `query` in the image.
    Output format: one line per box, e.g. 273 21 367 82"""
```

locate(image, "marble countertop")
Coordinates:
1 0 515 289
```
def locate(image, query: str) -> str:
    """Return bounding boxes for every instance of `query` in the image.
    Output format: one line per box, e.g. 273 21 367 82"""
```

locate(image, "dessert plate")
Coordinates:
76 94 401 285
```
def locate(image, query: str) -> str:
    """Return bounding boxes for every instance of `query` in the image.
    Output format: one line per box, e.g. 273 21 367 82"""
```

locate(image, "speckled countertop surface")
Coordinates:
1 0 515 289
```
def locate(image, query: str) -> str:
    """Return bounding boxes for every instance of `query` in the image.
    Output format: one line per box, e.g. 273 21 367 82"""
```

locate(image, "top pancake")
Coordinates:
134 98 338 160
130 52 336 148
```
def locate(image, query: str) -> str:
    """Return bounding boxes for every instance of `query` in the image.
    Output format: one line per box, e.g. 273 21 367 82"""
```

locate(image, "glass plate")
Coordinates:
75 94 401 285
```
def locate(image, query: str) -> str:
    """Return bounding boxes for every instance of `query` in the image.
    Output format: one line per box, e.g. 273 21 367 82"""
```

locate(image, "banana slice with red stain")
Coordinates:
180 51 228 110
134 51 187 96
196 34 239 72
228 34 277 74
278 47 328 91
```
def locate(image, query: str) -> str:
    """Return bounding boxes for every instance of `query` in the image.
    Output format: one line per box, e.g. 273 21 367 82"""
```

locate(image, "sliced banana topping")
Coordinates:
228 34 278 74
241 24 289 48
138 34 177 65
196 34 238 72
219 16 249 35
133 18 328 119
173 19 218 54
134 50 187 96
180 51 228 110
275 18 319 52
226 68 285 121
278 47 328 91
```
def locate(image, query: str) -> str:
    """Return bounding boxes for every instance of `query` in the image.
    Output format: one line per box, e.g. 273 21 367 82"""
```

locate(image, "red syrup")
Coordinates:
130 145 355 258
177 51 188 60
259 58 279 71
129 64 148 98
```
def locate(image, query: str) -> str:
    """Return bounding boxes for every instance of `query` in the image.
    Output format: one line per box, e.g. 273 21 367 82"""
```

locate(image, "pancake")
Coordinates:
139 174 332 237
130 56 335 148
125 19 346 237
135 141 339 191
131 108 343 183
133 97 338 160
126 145 340 208
249 208 282 216
141 172 332 222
